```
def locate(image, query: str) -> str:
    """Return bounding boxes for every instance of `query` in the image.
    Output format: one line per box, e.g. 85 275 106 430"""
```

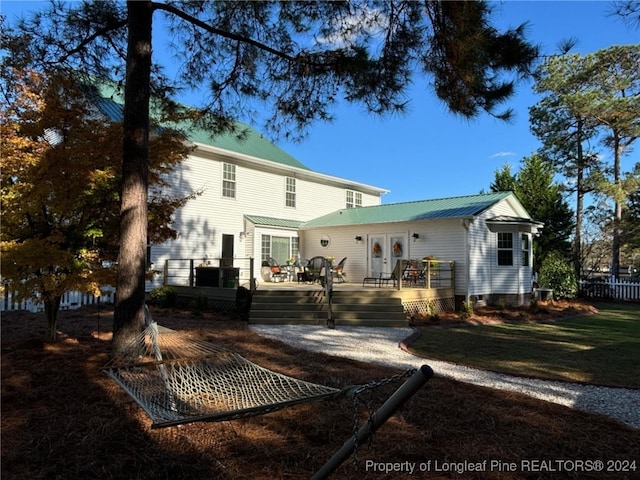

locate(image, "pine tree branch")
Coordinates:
56 19 128 65
151 2 306 65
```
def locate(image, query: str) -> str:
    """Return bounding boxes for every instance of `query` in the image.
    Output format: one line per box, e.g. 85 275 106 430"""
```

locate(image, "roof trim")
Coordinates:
486 215 544 233
244 215 304 229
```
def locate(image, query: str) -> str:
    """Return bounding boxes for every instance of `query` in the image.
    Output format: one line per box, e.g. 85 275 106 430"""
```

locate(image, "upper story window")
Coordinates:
346 190 362 208
285 177 296 207
222 163 236 198
497 232 513 266
521 233 530 267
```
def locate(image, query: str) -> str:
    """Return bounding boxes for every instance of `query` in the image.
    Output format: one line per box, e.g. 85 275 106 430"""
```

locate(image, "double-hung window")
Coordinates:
346 190 362 208
497 232 513 266
285 177 296 207
222 163 236 198
521 234 530 267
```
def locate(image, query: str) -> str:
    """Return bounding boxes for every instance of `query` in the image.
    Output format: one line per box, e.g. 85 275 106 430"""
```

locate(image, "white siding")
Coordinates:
298 196 534 299
148 149 382 289
301 219 467 286
467 216 492 297
468 199 534 299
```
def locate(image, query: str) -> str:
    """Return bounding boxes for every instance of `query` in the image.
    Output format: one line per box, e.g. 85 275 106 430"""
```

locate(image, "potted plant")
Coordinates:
422 256 437 269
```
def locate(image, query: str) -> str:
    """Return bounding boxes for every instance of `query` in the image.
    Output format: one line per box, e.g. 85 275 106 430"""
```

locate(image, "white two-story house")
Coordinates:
93 82 542 307
152 117 388 287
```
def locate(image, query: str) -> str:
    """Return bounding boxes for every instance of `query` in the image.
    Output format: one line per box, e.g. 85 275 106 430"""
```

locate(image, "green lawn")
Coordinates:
409 302 640 388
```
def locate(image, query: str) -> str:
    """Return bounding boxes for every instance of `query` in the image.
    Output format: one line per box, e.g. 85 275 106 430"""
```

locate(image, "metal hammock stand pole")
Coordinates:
311 365 434 480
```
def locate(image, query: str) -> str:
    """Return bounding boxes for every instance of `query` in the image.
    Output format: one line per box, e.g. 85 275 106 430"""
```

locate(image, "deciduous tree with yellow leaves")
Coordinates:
1 70 192 340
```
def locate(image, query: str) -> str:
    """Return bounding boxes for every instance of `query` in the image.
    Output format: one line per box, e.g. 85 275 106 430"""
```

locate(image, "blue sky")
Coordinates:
2 1 638 204
278 1 638 203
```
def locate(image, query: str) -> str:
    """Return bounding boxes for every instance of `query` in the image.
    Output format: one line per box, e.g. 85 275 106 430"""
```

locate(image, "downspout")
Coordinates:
461 218 473 306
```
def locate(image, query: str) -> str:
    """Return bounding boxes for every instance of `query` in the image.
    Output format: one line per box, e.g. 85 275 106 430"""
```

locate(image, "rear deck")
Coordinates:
172 281 455 327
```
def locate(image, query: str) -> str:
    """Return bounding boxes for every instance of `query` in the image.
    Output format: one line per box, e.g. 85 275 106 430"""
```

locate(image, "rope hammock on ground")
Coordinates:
102 321 349 428
103 319 431 426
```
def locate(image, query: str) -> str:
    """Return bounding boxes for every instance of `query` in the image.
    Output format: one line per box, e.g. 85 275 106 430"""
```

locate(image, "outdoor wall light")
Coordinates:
412 233 420 240
354 235 363 242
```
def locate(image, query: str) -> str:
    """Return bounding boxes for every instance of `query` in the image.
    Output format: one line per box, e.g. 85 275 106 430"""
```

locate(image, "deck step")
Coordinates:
249 288 408 326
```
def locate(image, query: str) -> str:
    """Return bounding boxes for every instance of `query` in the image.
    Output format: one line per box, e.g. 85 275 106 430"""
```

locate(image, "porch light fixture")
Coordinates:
354 235 363 242
412 233 420 240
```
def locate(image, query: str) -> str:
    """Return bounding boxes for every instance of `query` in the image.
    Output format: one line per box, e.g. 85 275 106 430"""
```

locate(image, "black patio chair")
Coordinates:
401 260 420 287
307 256 327 285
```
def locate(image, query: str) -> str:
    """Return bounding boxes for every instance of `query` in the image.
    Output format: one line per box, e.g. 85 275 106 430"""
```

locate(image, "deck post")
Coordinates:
249 257 256 291
450 261 455 288
311 365 434 480
396 259 404 291
325 257 334 328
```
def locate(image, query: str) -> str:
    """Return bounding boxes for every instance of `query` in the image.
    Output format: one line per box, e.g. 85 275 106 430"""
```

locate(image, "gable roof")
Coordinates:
300 192 515 229
86 80 311 171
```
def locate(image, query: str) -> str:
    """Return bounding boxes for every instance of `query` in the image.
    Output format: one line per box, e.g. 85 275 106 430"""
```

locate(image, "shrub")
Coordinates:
538 251 577 299
148 286 178 308
192 293 209 311
459 300 474 319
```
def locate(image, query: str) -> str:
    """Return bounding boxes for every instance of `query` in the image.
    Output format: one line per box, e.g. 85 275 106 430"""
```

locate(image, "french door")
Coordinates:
368 233 407 277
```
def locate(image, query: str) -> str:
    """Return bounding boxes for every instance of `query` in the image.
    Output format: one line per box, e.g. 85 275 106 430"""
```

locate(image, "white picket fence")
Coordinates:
1 287 115 313
579 279 640 301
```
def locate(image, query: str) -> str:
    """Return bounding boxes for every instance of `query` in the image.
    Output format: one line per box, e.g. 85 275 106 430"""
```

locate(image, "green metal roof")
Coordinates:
300 192 513 228
245 215 304 229
87 80 311 170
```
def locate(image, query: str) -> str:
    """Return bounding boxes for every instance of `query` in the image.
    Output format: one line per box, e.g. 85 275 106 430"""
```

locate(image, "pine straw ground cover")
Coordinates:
2 305 639 480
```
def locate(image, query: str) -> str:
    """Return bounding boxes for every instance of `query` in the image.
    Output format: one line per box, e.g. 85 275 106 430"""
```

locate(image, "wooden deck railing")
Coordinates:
395 259 455 291
163 257 255 289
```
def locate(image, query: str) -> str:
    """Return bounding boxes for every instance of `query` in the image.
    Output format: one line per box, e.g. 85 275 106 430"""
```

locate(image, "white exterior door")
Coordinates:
369 233 407 277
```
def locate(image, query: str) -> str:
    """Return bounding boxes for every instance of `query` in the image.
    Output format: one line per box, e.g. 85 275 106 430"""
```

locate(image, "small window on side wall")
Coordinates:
286 177 296 207
521 233 530 267
222 163 236 198
497 232 513 266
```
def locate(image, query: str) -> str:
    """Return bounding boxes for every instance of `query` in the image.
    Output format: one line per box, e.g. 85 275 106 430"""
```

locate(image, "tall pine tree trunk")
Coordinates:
44 295 62 341
611 134 622 279
573 121 585 280
112 1 153 354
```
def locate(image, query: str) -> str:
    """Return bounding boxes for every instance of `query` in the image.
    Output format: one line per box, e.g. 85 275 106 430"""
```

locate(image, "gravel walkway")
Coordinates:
250 325 640 430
